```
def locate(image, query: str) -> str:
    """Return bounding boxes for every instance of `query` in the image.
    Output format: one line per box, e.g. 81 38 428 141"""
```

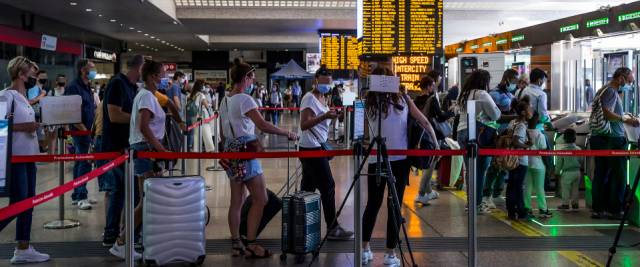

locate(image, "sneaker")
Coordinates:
10 246 50 264
77 199 92 210
539 209 553 218
362 249 373 265
383 252 401 267
486 197 496 209
426 191 439 200
328 225 354 240
557 204 571 211
87 198 98 204
71 200 79 205
478 203 491 214
109 242 141 260
414 194 431 206
102 235 117 247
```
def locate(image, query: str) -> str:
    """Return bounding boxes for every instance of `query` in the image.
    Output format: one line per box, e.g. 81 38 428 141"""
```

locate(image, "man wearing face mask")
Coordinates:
589 67 640 220
65 59 97 210
49 74 66 96
515 68 551 130
168 71 185 110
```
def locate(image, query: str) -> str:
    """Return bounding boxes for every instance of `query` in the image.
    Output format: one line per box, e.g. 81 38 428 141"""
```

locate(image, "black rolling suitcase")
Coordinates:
239 189 282 239
279 143 322 264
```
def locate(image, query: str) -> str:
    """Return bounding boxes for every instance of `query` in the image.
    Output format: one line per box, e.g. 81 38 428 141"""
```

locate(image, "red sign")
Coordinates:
163 63 177 72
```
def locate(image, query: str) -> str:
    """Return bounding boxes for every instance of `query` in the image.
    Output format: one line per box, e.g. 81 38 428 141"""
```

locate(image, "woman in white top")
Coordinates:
221 58 297 259
0 56 50 264
268 83 282 125
298 66 353 240
361 67 437 266
455 69 501 214
187 79 215 152
109 60 185 260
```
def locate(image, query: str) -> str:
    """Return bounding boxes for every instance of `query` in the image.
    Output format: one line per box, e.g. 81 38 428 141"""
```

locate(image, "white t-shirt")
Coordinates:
527 129 547 169
299 92 330 148
220 94 258 138
1 89 39 156
368 98 408 162
457 89 501 131
129 88 166 145
509 120 528 166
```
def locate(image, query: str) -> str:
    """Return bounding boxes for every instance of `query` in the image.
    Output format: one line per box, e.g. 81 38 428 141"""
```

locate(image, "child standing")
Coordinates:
524 114 552 218
555 129 582 211
506 101 532 220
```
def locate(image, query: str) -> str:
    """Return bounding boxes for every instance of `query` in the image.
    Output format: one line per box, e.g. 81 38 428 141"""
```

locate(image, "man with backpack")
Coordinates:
589 67 639 220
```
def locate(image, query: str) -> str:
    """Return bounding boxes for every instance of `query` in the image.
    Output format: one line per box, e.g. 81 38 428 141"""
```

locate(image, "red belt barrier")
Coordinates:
479 149 640 157
187 114 218 131
137 149 466 160
12 152 122 163
63 130 92 137
0 154 128 222
258 107 301 111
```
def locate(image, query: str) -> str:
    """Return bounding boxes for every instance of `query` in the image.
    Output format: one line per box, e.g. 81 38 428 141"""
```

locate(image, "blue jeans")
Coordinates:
0 163 36 241
94 136 115 192
271 110 280 125
103 165 140 239
457 129 492 205
72 136 92 201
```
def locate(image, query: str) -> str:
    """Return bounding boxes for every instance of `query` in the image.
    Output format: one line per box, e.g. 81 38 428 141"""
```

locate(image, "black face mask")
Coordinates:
38 79 48 85
57 82 66 87
24 77 37 89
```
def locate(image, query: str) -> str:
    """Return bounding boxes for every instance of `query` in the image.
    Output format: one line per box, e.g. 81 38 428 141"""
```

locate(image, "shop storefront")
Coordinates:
85 46 117 88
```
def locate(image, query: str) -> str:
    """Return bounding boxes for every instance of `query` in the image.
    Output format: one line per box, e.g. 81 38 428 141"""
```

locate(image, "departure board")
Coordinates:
320 33 359 70
361 0 442 55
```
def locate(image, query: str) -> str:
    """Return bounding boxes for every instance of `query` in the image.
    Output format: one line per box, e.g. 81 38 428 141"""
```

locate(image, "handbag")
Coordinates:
308 127 334 160
221 97 265 180
471 90 497 148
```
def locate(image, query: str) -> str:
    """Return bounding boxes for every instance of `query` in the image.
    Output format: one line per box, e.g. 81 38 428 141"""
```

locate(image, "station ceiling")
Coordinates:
0 0 633 53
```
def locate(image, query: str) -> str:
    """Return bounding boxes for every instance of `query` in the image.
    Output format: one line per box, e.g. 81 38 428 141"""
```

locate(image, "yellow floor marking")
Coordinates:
449 190 603 267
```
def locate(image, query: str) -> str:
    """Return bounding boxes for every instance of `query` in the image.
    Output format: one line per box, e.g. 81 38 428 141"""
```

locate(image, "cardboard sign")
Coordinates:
369 75 400 93
40 95 82 125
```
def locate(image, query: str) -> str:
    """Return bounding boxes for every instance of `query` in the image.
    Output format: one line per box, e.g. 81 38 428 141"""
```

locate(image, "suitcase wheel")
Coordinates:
295 254 306 264
280 254 287 262
144 259 157 267
195 255 205 265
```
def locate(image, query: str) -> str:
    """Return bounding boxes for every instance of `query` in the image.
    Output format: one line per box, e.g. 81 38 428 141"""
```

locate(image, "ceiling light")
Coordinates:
144 33 149 36
161 41 166 43
110 19 116 22
129 27 135 30
69 2 77 6
137 30 142 33
173 21 178 25
98 14 103 17
85 8 93 12
150 36 155 39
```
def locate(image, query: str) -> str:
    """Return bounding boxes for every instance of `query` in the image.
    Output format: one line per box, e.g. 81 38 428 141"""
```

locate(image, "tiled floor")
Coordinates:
1 114 639 266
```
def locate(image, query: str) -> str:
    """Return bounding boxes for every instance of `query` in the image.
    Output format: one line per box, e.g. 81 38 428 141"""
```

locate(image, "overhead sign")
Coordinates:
511 34 525 42
40 95 82 125
163 63 177 72
496 39 508 45
618 11 640 22
470 44 479 49
560 24 580 33
483 42 492 47
320 33 359 70
86 46 117 62
392 56 429 91
361 0 443 55
40 34 57 51
586 17 609 28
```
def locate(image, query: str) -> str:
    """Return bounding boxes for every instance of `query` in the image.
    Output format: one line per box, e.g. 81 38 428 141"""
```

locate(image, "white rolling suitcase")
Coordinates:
143 176 207 266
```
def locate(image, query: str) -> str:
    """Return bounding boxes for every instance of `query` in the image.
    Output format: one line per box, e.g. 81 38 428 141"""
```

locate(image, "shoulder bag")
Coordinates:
308 127 334 160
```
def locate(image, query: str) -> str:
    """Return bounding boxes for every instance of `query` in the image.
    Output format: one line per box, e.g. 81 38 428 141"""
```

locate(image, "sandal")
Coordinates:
245 240 272 259
231 238 245 257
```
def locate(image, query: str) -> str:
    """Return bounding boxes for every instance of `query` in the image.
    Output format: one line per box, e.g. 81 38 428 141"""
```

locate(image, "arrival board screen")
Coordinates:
320 34 359 70
361 0 442 55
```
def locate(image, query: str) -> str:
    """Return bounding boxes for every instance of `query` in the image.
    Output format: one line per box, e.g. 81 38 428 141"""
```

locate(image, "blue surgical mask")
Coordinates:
317 84 331 94
619 83 633 93
159 78 169 90
88 70 97 80
244 83 255 94
507 83 517 92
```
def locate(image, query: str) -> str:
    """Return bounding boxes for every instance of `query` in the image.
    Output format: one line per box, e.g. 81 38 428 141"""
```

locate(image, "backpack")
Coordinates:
187 94 200 123
589 87 612 136
493 123 520 171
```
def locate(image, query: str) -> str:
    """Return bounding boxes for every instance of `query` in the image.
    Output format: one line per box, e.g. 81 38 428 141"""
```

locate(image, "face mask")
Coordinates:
507 83 517 92
317 84 331 94
244 83 255 95
24 76 36 89
159 78 170 90
539 81 547 90
38 79 47 85
57 82 65 87
619 83 633 93
88 70 97 80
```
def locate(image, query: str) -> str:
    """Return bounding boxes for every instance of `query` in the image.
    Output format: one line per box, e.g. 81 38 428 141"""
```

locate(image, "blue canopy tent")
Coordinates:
270 59 314 80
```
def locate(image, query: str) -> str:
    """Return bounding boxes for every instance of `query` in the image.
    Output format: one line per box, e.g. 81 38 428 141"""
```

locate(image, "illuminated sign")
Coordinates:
586 17 609 28
392 56 430 91
320 33 359 70
40 34 57 51
361 0 443 55
456 47 463 52
470 44 479 49
483 42 492 47
560 24 579 33
495 39 507 45
511 35 525 42
618 11 640 22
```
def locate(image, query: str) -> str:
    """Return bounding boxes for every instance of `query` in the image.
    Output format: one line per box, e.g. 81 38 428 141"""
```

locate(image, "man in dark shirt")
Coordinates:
64 59 97 210
100 55 144 246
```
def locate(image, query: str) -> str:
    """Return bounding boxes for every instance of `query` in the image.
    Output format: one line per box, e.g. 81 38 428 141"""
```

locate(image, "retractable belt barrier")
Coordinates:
62 130 92 137
11 152 122 163
478 149 640 157
257 106 353 111
137 149 466 160
0 154 128 222
187 113 219 131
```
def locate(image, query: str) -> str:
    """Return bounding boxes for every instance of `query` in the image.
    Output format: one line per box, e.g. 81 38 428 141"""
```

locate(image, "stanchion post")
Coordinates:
44 127 80 229
124 150 135 267
345 107 351 148
182 130 187 176
197 118 202 176
353 142 362 266
466 101 478 267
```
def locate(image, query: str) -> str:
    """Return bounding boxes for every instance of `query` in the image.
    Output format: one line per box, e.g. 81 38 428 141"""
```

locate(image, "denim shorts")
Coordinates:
131 142 157 176
224 135 263 182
